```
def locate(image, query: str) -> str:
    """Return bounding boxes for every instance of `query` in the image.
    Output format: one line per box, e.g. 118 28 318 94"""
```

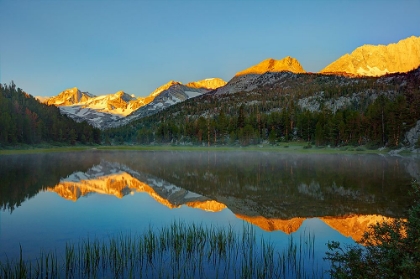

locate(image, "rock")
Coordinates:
405 120 420 147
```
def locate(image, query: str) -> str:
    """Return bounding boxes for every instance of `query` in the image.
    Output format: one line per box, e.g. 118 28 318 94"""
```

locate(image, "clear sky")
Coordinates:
1 0 419 97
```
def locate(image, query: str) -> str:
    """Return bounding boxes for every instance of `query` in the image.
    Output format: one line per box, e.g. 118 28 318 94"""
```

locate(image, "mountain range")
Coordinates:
42 78 226 129
41 35 420 137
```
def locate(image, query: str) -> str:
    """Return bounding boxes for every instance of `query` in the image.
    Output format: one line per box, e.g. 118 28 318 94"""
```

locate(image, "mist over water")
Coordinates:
0 150 418 270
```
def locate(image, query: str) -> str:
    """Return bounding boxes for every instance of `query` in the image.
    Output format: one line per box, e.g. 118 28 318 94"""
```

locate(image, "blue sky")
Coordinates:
1 0 419 97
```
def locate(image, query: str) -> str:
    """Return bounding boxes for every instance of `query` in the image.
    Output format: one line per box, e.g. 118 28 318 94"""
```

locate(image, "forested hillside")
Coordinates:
0 82 101 146
104 68 420 148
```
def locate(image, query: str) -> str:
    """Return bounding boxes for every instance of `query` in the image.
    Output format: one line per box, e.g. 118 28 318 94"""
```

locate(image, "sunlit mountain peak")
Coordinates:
186 78 227 90
150 80 183 97
320 35 420 76
235 56 306 76
46 87 94 106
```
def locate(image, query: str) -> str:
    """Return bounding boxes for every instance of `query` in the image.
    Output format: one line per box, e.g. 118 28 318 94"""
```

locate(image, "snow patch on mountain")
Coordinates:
357 65 389 76
107 83 210 129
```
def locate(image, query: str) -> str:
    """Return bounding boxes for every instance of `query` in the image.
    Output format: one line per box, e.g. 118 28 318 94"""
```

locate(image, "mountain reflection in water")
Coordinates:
34 151 417 242
47 160 227 212
1 150 419 264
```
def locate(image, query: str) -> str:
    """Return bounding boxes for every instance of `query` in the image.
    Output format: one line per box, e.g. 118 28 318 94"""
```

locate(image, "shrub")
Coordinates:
325 181 420 278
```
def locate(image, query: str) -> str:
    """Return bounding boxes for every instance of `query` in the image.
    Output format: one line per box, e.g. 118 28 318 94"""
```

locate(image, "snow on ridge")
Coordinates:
184 91 202 98
53 81 210 129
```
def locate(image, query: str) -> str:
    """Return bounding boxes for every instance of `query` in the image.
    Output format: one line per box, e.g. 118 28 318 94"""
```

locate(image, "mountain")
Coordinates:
235 56 306 76
40 36 420 136
46 87 95 106
186 78 227 89
106 81 215 128
214 56 305 95
46 79 225 129
321 36 420 76
53 90 139 128
108 65 420 148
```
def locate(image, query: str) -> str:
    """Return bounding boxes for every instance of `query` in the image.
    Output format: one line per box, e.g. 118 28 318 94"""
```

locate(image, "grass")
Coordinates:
0 146 93 155
0 140 397 155
0 222 324 279
96 143 388 155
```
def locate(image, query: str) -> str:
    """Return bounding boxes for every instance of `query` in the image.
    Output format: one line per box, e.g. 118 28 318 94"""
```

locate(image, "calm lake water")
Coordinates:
1 150 419 276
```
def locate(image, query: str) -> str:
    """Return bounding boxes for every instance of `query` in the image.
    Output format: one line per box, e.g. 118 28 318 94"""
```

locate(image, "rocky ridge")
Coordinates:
321 36 420 76
235 56 306 76
214 56 305 95
108 82 211 128
56 90 141 128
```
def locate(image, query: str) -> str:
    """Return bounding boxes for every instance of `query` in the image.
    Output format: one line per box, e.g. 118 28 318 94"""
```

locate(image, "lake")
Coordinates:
1 150 419 277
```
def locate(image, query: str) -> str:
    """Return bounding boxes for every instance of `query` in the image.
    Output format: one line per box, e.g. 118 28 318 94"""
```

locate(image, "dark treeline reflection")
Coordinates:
97 151 418 218
1 150 418 218
0 151 101 212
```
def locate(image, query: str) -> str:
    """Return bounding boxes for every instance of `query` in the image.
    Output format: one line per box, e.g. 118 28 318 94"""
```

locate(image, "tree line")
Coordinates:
0 82 101 146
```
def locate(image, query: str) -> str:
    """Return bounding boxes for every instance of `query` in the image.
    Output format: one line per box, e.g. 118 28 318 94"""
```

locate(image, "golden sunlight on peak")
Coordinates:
320 35 420 76
186 78 227 90
235 56 306 76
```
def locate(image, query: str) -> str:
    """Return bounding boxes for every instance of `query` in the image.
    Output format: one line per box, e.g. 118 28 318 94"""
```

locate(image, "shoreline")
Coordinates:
1 142 419 156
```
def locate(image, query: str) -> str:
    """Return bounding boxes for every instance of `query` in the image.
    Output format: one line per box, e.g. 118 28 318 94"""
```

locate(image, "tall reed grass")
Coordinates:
0 222 324 279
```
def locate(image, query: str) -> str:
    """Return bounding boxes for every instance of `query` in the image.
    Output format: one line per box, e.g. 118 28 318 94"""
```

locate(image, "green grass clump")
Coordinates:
0 222 324 279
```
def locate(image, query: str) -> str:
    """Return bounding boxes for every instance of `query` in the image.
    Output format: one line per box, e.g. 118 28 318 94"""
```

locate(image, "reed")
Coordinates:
0 221 324 279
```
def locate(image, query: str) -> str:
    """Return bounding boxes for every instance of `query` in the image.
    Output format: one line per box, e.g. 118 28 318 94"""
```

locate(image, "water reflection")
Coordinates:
46 160 227 212
43 157 408 242
94 151 417 218
0 150 418 262
0 151 101 212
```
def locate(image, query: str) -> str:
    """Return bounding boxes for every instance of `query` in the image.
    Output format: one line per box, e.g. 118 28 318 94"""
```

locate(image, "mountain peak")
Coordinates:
320 35 420 76
150 80 182 97
46 87 93 106
235 56 306 76
114 90 125 97
186 78 227 90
